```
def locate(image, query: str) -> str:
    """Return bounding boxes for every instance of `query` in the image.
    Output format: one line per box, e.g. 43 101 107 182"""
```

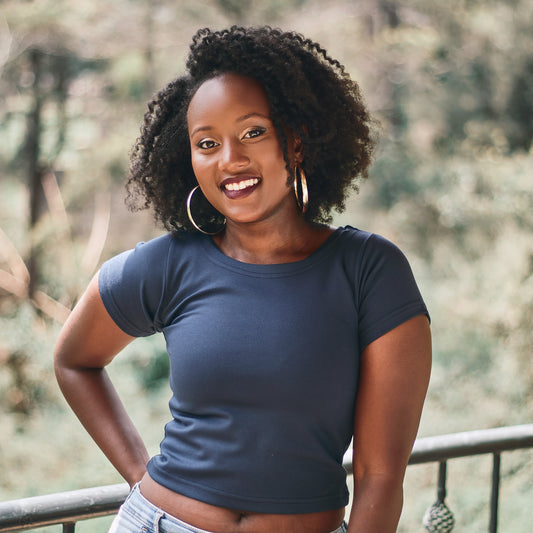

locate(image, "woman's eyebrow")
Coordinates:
190 113 271 137
190 125 214 136
236 112 271 122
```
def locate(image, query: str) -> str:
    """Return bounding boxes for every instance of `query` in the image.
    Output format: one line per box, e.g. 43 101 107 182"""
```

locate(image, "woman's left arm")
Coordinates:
347 314 432 533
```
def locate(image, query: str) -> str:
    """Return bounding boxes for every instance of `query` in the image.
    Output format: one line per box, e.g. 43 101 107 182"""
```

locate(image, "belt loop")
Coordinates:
153 509 165 533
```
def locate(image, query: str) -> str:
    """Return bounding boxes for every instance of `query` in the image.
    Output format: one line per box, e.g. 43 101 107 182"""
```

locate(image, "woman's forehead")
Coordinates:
187 73 271 128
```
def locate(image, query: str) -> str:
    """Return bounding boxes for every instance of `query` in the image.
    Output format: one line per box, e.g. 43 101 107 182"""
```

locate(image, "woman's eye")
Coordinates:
198 139 218 150
243 127 266 139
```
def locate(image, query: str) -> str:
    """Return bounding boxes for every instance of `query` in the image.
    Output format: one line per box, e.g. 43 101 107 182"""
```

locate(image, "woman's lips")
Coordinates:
221 177 261 199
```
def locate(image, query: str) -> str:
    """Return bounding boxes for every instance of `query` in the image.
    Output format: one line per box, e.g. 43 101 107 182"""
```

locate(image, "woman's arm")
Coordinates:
347 314 432 533
54 273 150 487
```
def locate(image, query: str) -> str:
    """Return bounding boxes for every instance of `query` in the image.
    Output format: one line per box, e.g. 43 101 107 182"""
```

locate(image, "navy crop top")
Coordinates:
98 225 429 514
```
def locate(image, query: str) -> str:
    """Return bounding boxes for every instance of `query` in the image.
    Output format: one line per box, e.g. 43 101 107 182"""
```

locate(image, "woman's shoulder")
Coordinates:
113 231 205 261
335 225 401 256
333 226 415 281
100 231 208 286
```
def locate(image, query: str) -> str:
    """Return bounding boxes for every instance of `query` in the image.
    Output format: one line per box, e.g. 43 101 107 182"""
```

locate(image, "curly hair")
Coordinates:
126 26 376 232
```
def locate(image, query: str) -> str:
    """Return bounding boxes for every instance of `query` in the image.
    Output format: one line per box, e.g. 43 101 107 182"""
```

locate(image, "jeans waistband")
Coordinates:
112 483 347 533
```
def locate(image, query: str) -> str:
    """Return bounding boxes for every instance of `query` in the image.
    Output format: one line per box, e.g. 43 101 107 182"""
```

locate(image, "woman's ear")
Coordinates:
292 136 304 164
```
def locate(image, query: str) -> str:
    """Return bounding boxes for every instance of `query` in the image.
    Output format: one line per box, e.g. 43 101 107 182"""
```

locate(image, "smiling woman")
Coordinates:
187 74 302 241
54 26 431 533
125 26 375 235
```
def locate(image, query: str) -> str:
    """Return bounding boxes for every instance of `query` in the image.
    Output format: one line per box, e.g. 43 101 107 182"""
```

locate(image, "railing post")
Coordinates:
422 461 455 533
437 461 447 502
489 453 501 533
63 522 75 533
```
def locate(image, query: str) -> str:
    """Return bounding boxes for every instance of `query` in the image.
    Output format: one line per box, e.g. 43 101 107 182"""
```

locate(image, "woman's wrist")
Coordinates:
347 475 403 533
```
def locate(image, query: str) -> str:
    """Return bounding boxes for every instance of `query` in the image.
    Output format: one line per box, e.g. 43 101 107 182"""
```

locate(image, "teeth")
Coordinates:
224 178 259 191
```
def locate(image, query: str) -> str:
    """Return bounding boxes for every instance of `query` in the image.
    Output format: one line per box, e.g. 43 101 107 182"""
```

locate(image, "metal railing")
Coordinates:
1 424 532 533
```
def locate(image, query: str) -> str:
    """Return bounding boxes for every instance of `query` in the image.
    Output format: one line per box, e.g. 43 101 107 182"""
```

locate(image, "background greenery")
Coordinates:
1 0 532 531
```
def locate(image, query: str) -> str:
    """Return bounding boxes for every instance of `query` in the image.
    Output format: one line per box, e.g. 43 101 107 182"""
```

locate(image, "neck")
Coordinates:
213 216 332 265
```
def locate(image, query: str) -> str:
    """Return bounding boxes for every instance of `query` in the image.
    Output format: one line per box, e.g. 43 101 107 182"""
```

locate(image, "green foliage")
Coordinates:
128 336 171 392
0 303 59 414
213 0 310 22
0 0 532 530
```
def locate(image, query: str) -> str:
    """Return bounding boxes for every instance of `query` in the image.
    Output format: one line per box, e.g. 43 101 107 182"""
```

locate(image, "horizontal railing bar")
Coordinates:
343 424 533 472
408 423 533 465
0 484 129 533
1 424 532 532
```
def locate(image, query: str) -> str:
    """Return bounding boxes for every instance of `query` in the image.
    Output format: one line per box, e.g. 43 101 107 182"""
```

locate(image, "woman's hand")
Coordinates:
54 273 149 487
347 314 432 533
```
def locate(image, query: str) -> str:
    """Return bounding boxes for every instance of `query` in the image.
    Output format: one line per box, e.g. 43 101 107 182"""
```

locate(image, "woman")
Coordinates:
54 26 431 533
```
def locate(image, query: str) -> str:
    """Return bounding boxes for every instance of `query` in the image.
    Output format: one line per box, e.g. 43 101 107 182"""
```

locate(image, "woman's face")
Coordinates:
187 73 300 226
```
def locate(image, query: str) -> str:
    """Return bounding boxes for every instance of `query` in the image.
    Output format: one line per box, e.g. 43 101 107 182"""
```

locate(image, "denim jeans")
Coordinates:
108 483 348 533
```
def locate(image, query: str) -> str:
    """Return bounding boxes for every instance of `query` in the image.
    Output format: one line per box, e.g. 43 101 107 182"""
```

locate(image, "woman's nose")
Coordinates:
218 140 250 171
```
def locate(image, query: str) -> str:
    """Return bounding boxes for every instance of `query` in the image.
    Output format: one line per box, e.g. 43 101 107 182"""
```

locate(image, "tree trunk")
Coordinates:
26 48 45 299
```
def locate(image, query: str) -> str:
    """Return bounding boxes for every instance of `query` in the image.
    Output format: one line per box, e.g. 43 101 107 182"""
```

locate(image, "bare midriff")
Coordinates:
139 473 345 533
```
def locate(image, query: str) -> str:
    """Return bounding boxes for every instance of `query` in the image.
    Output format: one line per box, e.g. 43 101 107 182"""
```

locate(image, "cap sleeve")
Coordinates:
98 234 172 337
357 233 429 351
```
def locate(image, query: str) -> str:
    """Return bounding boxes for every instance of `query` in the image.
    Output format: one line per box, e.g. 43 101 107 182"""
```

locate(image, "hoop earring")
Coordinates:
186 186 226 235
293 164 309 214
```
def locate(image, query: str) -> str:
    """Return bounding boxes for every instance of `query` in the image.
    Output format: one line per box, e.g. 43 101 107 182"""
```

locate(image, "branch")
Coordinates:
32 290 70 324
0 227 30 283
41 170 70 234
0 268 70 324
0 269 27 298
81 190 110 275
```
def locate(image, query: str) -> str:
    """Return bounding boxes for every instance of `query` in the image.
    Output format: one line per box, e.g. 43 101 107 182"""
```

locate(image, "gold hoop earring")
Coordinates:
293 164 309 214
186 185 226 235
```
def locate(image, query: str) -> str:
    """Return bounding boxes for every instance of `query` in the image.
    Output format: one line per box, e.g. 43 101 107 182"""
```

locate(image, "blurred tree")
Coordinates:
344 0 533 422
15 48 105 296
213 0 311 24
0 3 532 520
506 57 533 151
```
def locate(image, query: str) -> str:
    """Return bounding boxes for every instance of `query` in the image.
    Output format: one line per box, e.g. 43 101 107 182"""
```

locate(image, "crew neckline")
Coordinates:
200 226 347 277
